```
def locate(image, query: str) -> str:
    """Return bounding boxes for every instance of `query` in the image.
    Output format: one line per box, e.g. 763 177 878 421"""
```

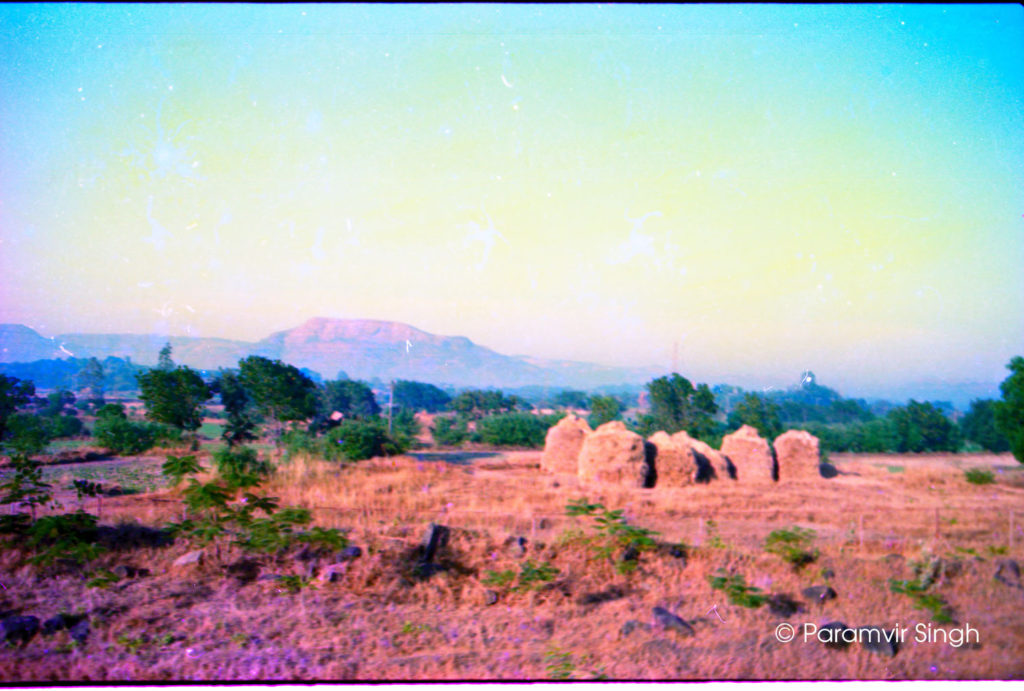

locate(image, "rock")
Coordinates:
820 568 835 580
540 413 592 475
294 545 318 562
578 421 655 488
484 589 499 606
103 485 125 497
995 559 1022 588
620 620 652 637
42 615 69 636
420 523 450 564
859 626 899 657
1 615 40 645
69 618 89 644
504 535 528 557
820 621 851 650
172 550 204 568
652 607 695 637
620 545 640 563
766 594 802 618
337 545 363 561
318 564 347 583
112 565 140 579
257 574 282 582
647 431 697 487
226 558 262 584
802 585 837 603
721 425 776 483
773 430 821 481
578 586 626 606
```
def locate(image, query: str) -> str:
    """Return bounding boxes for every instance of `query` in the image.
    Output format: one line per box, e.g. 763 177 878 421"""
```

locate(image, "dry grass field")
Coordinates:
2 448 1023 681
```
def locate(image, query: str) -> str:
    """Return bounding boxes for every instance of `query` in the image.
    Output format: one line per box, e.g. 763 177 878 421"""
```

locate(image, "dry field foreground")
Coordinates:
2 450 1024 681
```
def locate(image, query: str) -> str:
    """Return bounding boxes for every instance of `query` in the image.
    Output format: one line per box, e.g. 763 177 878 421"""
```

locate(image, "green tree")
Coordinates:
643 374 719 439
994 356 1024 463
78 357 106 405
320 379 380 421
324 418 405 461
432 415 468 446
727 392 783 440
587 395 622 428
213 370 257 447
157 342 175 371
393 380 451 413
238 356 318 439
137 365 211 436
1 375 35 443
960 399 1011 453
450 389 522 419
92 404 157 455
887 400 960 453
474 412 562 448
553 390 589 410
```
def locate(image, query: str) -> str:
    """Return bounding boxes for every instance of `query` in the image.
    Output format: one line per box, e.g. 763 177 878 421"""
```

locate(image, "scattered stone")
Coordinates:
318 564 348 584
578 586 626 606
766 593 802 618
257 574 282 582
802 585 837 603
102 485 125 497
420 523 450 564
620 545 640 563
820 621 851 650
995 559 1022 589
578 421 654 488
540 413 592 475
652 607 695 637
112 565 140 579
859 626 899 657
773 430 822 481
69 618 89 644
42 615 70 636
172 550 204 568
484 590 499 606
226 558 262 585
647 431 697 487
620 620 652 637
1 615 40 645
820 568 836 580
721 425 776 483
337 545 363 561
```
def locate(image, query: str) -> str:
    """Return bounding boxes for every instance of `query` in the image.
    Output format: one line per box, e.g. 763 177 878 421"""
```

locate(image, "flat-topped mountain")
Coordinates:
0 318 663 389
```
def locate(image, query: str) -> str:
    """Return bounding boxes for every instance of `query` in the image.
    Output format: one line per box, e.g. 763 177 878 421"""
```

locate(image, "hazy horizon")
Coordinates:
2 4 1022 397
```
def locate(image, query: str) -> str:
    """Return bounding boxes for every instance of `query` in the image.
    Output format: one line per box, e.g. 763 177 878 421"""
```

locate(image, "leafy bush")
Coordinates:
473 412 563 448
889 577 953 623
964 468 995 485
213 446 272 489
764 526 819 569
93 416 157 455
483 561 559 592
566 498 660 574
432 415 468 446
280 428 324 460
708 569 767 608
324 418 406 461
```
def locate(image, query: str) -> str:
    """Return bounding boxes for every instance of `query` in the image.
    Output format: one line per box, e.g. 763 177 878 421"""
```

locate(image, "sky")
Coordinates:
1 3 1022 396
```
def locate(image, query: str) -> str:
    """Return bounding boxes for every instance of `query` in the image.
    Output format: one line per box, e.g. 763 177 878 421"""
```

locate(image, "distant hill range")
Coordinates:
0 319 665 389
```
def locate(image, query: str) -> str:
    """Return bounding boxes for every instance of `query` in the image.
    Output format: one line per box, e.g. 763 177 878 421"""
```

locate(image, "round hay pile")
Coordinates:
578 421 653 487
648 431 696 486
721 425 776 483
540 413 592 475
773 429 821 481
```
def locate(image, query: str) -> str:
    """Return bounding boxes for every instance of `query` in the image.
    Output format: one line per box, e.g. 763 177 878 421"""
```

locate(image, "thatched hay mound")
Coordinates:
671 431 734 482
578 421 654 488
721 425 776 483
540 413 592 475
648 431 696 487
773 429 821 481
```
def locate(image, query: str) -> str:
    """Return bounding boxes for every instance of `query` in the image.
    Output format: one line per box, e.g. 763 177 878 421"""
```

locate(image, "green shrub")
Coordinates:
214 446 272 489
964 468 995 485
708 569 767 608
93 416 156 455
473 412 563 448
325 418 405 461
764 526 819 569
280 428 323 459
432 415 468 446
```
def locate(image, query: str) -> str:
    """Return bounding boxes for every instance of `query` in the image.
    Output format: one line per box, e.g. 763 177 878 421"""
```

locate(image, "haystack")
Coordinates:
578 421 654 487
540 413 592 475
671 430 734 481
721 425 776 483
648 431 696 487
773 429 821 481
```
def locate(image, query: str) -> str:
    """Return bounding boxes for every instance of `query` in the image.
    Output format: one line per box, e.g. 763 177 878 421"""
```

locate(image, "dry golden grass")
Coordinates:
1 449 1023 681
